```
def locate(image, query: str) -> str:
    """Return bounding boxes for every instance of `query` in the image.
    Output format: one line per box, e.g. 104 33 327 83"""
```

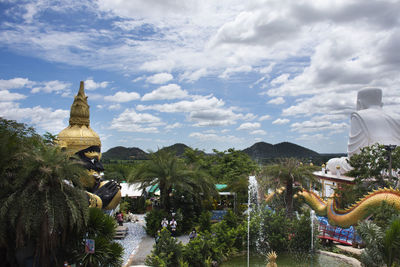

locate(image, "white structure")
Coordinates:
348 88 400 157
315 88 400 196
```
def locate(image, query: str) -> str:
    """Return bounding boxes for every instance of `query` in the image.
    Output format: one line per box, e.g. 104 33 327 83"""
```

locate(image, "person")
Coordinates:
161 217 168 228
348 88 400 157
170 218 177 236
189 228 197 241
155 230 161 244
116 212 123 226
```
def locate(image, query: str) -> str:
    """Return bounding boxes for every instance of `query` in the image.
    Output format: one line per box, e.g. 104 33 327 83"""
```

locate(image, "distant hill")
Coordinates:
102 146 148 161
242 141 320 163
159 143 190 156
102 142 346 165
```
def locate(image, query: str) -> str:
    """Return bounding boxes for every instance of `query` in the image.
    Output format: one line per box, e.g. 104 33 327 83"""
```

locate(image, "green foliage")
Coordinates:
249 207 316 254
182 232 217 267
198 211 212 233
357 217 400 267
145 209 168 236
103 163 136 183
145 228 183 267
223 209 238 228
119 200 130 214
348 144 400 188
368 201 400 229
74 208 123 267
261 158 319 217
0 118 90 267
130 149 217 212
208 148 258 184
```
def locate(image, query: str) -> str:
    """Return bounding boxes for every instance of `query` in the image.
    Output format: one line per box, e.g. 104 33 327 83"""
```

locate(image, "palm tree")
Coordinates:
129 149 217 212
261 158 319 217
0 120 89 267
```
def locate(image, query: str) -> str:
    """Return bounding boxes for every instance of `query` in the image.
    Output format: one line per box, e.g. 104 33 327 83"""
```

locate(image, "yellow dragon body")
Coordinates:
266 188 400 228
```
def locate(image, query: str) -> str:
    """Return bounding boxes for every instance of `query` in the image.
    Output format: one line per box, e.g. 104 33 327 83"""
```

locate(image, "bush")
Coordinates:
198 211 211 232
223 209 238 228
182 232 216 267
145 228 183 267
145 209 168 236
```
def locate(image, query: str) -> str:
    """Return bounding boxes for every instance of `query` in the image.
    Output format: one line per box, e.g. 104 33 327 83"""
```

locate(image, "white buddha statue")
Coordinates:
348 88 400 157
326 88 400 175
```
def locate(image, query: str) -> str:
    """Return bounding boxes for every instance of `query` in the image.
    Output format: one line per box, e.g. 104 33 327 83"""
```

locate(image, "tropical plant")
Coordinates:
129 149 217 212
0 118 90 267
73 208 123 267
145 209 169 236
357 217 400 267
198 211 212 233
145 228 183 267
347 144 400 189
261 158 319 217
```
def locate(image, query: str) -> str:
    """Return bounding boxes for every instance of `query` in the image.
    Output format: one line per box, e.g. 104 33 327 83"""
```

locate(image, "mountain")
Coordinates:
102 146 148 161
242 141 320 163
159 143 190 156
102 142 345 164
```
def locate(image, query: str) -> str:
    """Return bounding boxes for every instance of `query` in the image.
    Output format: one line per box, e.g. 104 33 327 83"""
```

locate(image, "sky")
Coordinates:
1 0 400 154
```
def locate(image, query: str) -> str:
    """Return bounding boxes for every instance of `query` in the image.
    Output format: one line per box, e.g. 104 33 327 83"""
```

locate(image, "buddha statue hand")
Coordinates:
93 180 121 210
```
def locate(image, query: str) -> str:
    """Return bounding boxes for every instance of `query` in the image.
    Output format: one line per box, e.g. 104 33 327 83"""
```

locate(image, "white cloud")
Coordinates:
291 120 348 134
0 101 68 132
189 132 243 143
110 108 163 133
108 104 121 110
296 134 327 141
104 91 140 102
165 122 182 130
219 65 252 79
0 77 33 90
250 129 266 135
146 73 173 84
84 79 109 90
272 118 290 125
31 80 71 94
259 115 271 121
180 68 208 82
142 84 188 101
132 76 146 83
268 97 285 105
0 90 27 101
237 122 260 130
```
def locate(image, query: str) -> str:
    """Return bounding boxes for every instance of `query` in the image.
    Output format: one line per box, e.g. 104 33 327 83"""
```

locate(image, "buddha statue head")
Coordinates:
356 88 383 111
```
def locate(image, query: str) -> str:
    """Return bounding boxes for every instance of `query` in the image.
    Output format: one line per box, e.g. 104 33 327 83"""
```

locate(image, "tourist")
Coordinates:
170 218 177 236
189 228 197 241
155 230 161 244
116 212 123 226
161 217 168 228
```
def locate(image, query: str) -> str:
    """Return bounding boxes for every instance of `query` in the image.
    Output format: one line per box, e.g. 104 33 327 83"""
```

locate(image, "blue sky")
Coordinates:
1 0 400 153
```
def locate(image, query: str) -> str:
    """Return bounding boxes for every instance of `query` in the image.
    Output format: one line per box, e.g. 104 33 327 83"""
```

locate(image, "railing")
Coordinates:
318 222 358 246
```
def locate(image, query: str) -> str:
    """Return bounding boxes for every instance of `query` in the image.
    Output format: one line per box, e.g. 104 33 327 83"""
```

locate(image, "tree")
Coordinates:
129 149 217 212
261 158 319 217
0 118 89 267
347 144 400 189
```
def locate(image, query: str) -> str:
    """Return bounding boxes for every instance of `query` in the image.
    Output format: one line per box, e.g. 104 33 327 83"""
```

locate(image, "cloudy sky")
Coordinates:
1 0 400 153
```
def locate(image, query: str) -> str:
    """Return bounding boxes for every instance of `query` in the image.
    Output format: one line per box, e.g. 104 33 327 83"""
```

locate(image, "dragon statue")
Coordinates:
265 187 400 228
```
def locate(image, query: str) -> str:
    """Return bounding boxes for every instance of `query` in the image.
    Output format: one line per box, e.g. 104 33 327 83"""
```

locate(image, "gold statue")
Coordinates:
266 251 277 267
58 81 121 210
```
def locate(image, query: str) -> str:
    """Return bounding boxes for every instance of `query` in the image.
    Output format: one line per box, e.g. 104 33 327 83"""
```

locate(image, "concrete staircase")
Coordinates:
114 226 128 239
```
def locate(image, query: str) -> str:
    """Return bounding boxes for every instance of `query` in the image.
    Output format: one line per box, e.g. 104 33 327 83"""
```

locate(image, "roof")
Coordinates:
120 183 143 197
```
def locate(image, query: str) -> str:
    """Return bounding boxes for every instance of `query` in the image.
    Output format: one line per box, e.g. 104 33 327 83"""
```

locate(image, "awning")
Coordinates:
215 184 227 191
120 183 143 197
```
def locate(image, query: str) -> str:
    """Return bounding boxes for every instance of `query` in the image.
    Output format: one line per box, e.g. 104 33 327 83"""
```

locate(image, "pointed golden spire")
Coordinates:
69 81 90 126
57 81 101 155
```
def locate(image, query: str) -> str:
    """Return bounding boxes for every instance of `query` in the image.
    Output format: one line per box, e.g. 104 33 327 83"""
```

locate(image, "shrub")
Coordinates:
223 209 238 228
145 228 183 267
145 209 168 236
198 211 211 232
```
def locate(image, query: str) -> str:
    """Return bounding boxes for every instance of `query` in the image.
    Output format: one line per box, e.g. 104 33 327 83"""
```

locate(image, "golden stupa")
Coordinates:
58 81 101 155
